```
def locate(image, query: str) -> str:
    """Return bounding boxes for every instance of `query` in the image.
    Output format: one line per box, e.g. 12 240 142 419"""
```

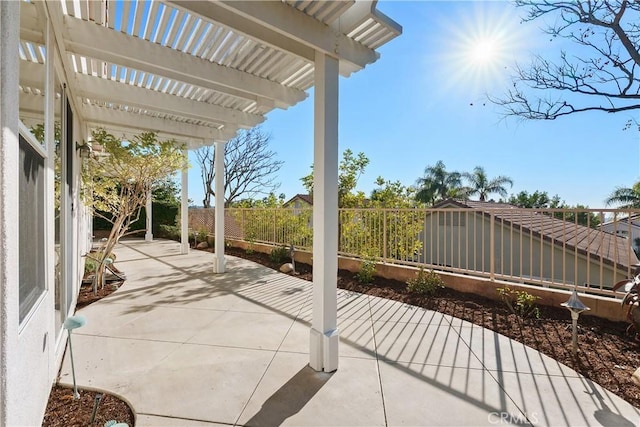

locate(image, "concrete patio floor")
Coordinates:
60 239 640 426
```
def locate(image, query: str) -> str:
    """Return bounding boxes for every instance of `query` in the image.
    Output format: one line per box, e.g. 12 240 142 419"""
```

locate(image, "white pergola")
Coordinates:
19 0 401 372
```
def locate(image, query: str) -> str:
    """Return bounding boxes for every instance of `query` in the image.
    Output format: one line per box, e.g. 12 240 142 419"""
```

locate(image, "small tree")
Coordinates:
606 182 640 209
462 166 513 202
338 177 423 262
415 160 463 206
301 148 369 208
196 127 283 208
82 129 186 291
508 190 562 209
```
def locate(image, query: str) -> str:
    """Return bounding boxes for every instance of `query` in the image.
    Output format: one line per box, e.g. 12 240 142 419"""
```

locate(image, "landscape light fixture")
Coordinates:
561 288 590 358
104 420 129 427
63 315 87 399
75 141 93 158
289 243 296 273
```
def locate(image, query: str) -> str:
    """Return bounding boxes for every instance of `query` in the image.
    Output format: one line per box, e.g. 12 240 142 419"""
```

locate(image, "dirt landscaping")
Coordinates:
224 245 640 409
43 280 135 427
43 245 640 426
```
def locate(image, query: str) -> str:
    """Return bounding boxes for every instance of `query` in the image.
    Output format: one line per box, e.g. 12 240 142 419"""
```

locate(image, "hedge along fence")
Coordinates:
93 200 179 236
188 208 314 250
188 208 424 260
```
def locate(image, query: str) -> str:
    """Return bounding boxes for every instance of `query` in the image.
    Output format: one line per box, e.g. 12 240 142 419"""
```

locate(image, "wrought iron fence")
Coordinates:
189 206 640 297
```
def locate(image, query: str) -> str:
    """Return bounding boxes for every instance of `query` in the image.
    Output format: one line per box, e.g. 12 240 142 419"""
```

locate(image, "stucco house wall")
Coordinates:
600 216 640 252
1 3 90 424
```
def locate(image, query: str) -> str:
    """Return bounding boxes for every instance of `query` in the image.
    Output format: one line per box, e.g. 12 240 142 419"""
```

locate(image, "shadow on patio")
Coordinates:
59 239 640 426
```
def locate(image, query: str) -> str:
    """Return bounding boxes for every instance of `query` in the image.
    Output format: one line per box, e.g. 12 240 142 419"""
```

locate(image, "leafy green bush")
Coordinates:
93 201 179 234
84 257 98 274
497 286 541 319
190 229 208 245
270 246 289 264
157 224 181 241
356 255 376 284
406 267 444 296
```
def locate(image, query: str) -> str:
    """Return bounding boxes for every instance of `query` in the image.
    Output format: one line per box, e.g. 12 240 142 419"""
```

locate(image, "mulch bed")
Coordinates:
43 384 134 427
43 245 640 425
44 280 135 426
225 246 640 409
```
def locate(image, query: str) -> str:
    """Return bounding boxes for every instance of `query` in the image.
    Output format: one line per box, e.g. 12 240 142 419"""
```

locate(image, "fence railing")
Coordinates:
189 206 640 298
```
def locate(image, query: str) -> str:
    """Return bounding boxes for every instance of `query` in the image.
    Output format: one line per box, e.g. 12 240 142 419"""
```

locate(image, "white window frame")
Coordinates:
17 121 49 329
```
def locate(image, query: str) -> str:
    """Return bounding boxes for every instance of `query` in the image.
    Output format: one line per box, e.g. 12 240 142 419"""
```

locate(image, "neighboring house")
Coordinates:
599 214 640 252
425 199 638 289
284 194 313 210
284 194 314 229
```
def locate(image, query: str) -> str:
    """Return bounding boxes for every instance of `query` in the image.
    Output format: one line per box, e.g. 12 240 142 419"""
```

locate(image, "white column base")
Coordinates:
309 327 339 372
212 255 226 274
180 241 189 255
145 232 153 242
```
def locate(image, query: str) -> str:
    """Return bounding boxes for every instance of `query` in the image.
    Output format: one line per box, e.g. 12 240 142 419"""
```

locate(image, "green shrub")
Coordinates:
93 201 179 234
189 229 208 244
407 267 444 296
158 224 181 241
497 286 540 319
270 246 289 264
356 256 376 284
84 257 98 274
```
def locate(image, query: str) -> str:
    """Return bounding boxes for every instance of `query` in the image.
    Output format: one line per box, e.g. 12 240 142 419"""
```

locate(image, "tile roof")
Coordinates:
434 199 639 270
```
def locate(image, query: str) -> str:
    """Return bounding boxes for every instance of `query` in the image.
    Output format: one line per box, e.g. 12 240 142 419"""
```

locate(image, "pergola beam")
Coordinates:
19 1 44 45
81 105 236 143
61 15 306 108
84 124 205 149
168 0 379 72
74 74 264 129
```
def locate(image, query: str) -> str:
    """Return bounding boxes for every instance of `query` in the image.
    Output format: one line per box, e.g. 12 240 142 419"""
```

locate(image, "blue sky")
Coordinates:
187 1 640 208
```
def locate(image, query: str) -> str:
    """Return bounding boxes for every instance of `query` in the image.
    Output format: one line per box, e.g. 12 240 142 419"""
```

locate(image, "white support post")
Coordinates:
213 141 225 274
309 52 339 373
144 191 153 242
180 154 189 254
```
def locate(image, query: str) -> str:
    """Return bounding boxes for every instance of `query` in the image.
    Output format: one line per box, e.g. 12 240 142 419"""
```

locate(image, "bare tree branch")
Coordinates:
492 1 640 122
196 127 284 207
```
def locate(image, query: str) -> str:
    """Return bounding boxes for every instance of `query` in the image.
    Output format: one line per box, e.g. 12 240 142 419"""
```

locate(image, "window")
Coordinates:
19 133 46 323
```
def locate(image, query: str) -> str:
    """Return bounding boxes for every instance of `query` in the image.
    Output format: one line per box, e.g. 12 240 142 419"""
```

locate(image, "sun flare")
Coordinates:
432 3 535 96
469 38 499 65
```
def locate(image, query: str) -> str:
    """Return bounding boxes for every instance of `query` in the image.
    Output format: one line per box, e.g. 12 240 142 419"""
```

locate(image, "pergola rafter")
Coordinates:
20 0 400 147
15 0 401 376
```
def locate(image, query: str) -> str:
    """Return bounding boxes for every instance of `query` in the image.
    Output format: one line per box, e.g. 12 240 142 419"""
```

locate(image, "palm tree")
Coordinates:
462 166 513 201
605 182 640 208
415 160 462 205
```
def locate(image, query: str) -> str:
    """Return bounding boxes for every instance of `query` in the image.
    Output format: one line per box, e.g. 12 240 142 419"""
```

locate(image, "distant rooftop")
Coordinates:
434 199 639 270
